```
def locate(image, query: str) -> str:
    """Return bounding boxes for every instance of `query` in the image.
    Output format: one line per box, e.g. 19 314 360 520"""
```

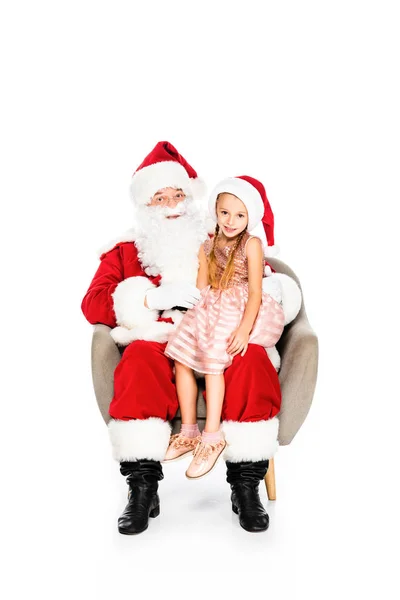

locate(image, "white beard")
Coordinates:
133 199 208 285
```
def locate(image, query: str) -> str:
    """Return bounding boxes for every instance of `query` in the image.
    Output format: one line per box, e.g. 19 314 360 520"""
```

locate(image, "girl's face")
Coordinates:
216 193 248 239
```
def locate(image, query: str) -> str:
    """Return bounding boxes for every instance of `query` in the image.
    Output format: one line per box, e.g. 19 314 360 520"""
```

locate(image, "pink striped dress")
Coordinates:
165 232 285 375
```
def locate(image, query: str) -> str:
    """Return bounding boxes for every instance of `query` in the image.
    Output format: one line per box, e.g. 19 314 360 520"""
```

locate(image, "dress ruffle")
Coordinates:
165 283 284 375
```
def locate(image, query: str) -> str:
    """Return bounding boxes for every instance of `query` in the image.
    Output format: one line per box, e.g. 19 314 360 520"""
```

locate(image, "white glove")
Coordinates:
146 283 201 311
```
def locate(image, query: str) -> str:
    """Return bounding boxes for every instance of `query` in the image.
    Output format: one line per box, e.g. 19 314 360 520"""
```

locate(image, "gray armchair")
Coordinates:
91 258 318 500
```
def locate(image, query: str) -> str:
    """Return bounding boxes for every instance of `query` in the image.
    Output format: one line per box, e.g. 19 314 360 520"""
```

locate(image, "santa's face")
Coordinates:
134 186 208 284
148 187 187 219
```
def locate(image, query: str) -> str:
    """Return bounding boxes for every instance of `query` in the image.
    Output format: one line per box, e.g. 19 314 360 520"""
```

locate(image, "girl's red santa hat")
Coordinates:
130 141 206 205
208 175 279 257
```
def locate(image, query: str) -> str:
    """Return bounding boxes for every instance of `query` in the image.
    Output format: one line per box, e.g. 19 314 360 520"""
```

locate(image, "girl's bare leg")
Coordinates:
175 361 198 424
204 373 225 432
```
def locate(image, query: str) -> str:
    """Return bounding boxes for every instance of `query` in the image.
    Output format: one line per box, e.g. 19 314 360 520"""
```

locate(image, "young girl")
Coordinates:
164 175 285 479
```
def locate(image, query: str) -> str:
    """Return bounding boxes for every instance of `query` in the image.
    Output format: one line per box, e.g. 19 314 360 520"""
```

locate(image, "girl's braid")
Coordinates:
208 223 220 289
219 227 248 289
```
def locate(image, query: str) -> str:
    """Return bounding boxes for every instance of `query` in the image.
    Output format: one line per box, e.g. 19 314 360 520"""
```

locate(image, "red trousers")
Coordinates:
110 341 281 423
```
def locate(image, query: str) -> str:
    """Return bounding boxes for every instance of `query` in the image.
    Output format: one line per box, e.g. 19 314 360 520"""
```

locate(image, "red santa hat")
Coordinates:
130 141 206 205
208 175 278 256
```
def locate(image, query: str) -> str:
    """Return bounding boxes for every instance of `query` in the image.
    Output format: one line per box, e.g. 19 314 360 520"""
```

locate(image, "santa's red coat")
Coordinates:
82 242 161 328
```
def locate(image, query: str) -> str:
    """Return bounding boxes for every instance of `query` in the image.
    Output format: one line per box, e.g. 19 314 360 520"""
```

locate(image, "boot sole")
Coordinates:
162 450 194 463
118 504 160 535
231 503 269 532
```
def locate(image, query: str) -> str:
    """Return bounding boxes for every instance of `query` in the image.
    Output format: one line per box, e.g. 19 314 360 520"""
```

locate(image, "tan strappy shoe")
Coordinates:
185 438 226 479
163 434 201 463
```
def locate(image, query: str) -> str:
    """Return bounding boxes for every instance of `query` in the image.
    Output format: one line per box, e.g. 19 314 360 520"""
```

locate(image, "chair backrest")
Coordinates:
267 258 318 445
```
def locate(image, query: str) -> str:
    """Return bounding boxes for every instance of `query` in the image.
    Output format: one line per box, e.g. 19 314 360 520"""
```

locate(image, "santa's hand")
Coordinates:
146 283 201 311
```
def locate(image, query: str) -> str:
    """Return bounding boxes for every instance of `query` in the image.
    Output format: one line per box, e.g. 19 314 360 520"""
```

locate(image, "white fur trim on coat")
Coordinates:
108 417 172 462
222 417 279 462
110 306 187 345
262 274 283 304
111 321 176 345
111 276 158 329
161 309 185 326
98 229 136 258
272 273 302 325
130 161 206 206
266 346 281 371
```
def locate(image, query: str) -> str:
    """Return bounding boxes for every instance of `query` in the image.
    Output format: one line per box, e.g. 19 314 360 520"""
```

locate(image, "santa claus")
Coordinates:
81 141 301 534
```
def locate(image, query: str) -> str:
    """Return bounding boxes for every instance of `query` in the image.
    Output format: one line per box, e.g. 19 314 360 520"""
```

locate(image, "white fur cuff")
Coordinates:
273 273 302 325
108 418 172 461
266 346 281 371
112 276 158 328
222 417 279 462
111 321 176 345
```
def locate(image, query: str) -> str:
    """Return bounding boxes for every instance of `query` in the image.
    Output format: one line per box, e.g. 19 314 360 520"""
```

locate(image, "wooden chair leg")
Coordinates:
264 457 276 501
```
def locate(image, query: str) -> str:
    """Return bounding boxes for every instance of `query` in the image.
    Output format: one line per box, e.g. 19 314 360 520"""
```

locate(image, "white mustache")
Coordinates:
135 198 201 228
146 200 188 218
163 205 186 217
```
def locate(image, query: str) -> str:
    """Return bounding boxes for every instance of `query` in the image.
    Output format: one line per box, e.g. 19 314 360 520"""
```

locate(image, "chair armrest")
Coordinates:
277 316 319 445
91 324 121 424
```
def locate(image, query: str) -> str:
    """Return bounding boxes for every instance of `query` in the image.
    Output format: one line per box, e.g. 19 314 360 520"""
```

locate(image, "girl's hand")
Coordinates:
227 327 250 357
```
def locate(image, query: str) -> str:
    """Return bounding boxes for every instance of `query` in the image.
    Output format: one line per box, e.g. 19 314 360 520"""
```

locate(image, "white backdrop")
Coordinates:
1 1 399 598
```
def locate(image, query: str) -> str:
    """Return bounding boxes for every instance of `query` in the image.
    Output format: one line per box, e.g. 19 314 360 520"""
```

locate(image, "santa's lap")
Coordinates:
110 340 281 423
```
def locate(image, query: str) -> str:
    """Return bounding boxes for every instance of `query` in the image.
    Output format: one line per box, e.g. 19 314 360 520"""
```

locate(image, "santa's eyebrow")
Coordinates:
154 188 184 195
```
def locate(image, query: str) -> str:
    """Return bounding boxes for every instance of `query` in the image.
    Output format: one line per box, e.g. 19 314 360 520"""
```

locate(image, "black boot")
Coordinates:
226 460 270 532
118 459 163 535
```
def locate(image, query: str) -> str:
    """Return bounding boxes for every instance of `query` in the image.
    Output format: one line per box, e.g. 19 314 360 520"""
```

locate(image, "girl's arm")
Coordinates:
196 244 209 289
240 236 263 331
227 237 263 356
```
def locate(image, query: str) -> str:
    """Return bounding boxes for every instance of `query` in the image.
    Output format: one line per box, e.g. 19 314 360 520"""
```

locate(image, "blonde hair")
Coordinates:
208 222 248 289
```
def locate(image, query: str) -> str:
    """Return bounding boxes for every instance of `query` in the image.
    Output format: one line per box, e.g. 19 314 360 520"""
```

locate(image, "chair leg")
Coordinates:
264 457 276 501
